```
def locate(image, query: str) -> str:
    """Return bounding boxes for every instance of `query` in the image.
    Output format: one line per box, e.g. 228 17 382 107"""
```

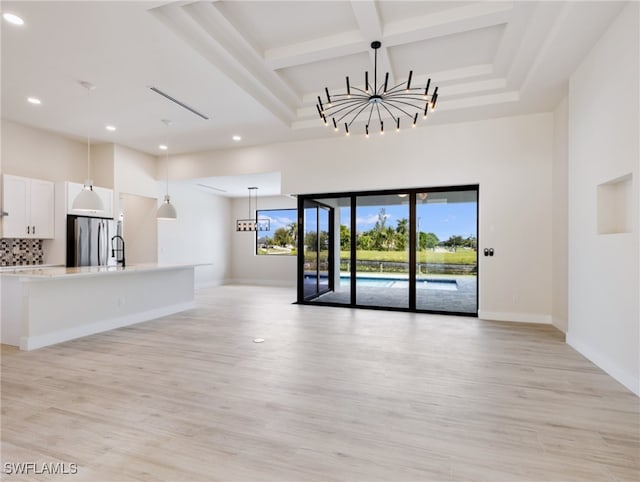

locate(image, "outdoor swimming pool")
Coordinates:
324 276 459 290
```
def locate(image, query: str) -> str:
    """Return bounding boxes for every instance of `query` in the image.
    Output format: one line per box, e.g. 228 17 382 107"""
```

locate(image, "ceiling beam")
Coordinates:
265 32 363 71
349 0 395 84
266 2 512 72
383 2 513 47
150 2 300 126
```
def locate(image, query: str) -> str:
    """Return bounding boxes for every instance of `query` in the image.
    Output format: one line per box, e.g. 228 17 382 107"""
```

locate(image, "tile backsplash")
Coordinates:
0 239 44 266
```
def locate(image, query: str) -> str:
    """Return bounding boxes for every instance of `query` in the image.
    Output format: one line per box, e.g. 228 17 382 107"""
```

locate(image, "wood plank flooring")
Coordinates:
2 285 639 481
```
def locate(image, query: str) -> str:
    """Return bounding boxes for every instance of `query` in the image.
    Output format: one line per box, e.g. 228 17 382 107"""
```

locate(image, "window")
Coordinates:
255 209 297 256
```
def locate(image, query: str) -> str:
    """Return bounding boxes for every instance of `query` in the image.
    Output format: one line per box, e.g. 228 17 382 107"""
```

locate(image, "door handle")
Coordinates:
98 222 103 265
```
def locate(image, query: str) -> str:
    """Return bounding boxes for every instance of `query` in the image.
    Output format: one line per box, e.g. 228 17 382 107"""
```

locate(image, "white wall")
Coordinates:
157 182 232 288
114 144 158 200
1 120 85 182
170 113 554 323
567 2 639 395
553 98 569 332
229 195 297 286
91 143 115 189
121 194 158 265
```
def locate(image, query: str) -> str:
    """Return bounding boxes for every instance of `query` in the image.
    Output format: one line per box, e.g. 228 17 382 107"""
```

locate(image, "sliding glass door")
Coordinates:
298 185 478 316
301 200 333 300
355 194 410 309
415 189 478 314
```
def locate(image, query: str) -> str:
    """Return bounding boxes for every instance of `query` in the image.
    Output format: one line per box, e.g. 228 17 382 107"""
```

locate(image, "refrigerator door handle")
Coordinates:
98 221 103 265
75 222 82 267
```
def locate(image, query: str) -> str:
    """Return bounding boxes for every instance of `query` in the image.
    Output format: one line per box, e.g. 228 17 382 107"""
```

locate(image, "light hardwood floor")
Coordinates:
2 285 639 481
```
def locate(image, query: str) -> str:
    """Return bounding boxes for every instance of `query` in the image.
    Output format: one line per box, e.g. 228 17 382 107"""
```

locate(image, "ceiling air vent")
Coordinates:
149 86 209 120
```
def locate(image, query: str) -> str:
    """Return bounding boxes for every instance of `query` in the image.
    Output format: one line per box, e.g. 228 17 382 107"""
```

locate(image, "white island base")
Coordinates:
1 264 196 350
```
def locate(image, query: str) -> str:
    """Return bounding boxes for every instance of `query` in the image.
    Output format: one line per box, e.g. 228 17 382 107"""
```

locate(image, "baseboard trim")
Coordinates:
228 278 296 288
566 333 639 397
478 311 552 324
20 301 196 351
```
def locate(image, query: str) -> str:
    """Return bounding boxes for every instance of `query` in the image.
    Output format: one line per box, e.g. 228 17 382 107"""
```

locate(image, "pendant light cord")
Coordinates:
86 87 91 182
162 119 171 198
165 148 169 196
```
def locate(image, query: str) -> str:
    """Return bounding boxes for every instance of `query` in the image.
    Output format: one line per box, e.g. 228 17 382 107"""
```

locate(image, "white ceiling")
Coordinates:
1 0 627 160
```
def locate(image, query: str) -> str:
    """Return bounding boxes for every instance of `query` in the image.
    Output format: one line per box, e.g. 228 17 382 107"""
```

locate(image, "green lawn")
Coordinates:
340 249 476 264
258 247 297 256
303 248 476 265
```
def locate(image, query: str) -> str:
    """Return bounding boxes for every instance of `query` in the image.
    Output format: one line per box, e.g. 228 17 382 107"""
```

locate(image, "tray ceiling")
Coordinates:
1 1 627 155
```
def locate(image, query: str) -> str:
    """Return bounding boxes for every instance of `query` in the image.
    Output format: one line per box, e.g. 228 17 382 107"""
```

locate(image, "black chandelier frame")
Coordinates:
316 41 439 136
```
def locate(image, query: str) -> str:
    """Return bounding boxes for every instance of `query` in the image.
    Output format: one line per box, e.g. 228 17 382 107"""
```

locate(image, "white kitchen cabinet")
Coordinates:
2 174 55 239
66 181 113 218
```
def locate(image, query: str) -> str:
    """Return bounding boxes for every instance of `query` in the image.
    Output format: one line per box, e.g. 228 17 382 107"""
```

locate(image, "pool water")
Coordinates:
338 276 458 291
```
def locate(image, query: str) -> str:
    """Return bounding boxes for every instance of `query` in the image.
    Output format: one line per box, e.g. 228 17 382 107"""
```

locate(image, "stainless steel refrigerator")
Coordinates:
66 215 121 267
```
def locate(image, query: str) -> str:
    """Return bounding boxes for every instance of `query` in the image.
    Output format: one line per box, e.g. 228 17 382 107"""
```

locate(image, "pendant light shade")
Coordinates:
73 181 103 211
157 119 177 220
157 194 177 220
73 81 104 212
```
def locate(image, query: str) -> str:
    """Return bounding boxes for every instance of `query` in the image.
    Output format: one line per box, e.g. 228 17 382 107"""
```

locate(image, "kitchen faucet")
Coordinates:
111 235 126 268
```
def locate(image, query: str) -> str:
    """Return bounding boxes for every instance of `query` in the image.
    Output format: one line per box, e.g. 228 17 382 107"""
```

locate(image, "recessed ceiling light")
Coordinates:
3 13 24 25
105 125 116 132
27 97 41 105
232 135 242 141
158 144 168 150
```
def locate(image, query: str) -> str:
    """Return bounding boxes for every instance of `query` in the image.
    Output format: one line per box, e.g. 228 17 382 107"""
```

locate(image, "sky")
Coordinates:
351 202 477 241
257 209 296 239
259 201 477 242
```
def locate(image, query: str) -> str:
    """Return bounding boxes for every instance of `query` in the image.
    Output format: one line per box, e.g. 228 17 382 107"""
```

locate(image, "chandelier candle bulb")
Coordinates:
315 41 438 136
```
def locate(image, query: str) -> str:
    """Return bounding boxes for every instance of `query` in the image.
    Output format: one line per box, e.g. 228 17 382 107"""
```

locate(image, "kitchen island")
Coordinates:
1 264 197 350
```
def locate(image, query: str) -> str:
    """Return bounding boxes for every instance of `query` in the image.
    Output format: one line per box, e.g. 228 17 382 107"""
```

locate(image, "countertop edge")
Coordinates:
1 264 207 280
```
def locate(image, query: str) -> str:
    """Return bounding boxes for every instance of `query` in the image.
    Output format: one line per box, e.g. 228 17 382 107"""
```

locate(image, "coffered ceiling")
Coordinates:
1 1 627 156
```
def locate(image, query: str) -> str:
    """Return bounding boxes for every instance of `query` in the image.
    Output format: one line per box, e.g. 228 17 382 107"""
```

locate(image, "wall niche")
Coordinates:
597 173 633 234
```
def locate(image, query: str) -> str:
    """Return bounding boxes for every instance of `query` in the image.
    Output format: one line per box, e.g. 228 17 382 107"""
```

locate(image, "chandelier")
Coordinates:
236 187 270 232
316 41 438 136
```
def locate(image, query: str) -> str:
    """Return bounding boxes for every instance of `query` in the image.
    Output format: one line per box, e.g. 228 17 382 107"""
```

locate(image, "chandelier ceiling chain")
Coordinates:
317 41 438 136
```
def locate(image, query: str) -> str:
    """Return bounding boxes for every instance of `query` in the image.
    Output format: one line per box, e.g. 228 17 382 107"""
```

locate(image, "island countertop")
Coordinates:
1 264 198 350
0 263 201 280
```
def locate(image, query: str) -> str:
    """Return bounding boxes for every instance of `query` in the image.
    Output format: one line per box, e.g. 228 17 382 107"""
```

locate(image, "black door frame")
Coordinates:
297 184 479 317
297 198 335 302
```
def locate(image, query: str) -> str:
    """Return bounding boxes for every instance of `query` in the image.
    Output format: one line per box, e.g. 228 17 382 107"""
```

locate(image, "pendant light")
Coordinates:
72 81 104 212
157 119 177 220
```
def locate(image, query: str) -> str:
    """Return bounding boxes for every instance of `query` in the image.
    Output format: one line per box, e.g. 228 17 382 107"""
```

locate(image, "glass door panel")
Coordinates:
415 190 477 313
318 206 330 293
355 194 410 309
308 198 351 305
303 204 318 299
